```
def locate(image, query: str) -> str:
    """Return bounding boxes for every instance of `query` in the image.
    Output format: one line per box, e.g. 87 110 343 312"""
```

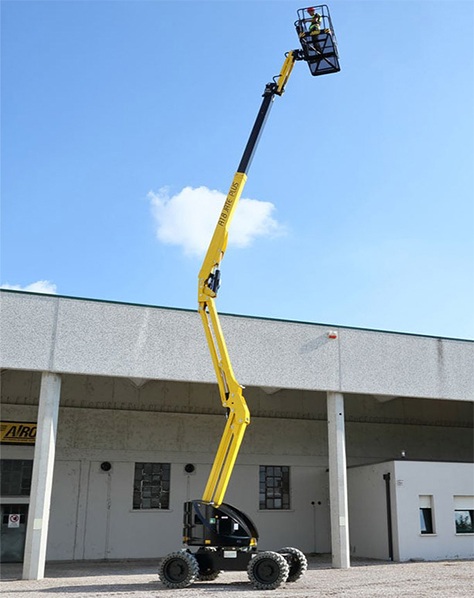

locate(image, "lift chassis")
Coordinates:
159 6 340 591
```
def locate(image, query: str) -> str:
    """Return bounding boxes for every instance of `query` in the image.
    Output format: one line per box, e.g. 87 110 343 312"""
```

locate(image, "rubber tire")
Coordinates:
247 551 289 590
278 547 308 582
198 570 220 582
196 547 221 582
159 551 199 589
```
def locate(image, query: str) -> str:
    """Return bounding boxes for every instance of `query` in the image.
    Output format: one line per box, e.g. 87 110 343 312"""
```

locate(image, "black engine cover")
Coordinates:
183 500 259 547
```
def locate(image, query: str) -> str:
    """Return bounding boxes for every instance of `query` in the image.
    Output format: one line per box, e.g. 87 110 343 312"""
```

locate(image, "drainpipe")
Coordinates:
383 473 394 561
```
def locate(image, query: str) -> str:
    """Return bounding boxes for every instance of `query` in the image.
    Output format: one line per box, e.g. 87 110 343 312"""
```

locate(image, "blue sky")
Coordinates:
1 0 473 339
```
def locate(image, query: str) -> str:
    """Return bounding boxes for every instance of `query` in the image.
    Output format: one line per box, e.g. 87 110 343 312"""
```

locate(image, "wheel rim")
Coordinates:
163 558 189 583
254 558 280 584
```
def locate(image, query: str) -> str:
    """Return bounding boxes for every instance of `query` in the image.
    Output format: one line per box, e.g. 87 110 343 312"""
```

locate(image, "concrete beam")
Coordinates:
2 290 472 401
22 372 61 580
327 391 350 568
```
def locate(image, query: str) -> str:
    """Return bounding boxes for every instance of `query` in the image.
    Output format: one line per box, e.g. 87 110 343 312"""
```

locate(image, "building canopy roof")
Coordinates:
1 290 472 401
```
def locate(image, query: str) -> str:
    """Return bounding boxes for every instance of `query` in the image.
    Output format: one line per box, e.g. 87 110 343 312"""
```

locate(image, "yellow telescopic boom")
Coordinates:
198 51 300 507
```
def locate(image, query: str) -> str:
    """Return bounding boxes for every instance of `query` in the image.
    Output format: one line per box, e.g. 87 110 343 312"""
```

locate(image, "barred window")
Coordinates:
0 460 33 496
133 463 170 510
259 466 290 510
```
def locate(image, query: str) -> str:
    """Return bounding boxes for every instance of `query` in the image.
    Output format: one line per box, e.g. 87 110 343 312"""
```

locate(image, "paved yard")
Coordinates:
1 555 473 598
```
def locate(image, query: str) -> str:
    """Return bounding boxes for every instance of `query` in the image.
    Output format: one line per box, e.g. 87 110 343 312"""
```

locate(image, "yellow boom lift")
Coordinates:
159 5 340 591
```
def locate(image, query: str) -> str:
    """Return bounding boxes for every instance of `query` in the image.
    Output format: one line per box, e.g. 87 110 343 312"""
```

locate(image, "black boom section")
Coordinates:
237 84 276 175
183 500 259 547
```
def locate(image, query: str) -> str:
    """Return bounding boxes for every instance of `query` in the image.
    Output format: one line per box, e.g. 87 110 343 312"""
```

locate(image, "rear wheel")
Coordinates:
198 570 220 581
196 547 221 581
278 547 308 582
159 551 199 589
247 551 289 590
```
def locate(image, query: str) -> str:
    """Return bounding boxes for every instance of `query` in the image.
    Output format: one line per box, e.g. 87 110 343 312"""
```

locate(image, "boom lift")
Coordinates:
159 6 340 591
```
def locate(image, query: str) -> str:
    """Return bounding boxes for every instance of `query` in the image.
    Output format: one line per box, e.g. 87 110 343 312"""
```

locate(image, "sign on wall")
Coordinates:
0 421 37 445
8 514 21 528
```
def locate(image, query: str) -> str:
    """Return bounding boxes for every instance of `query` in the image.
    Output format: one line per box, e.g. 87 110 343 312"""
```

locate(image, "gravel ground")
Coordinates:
1 555 473 598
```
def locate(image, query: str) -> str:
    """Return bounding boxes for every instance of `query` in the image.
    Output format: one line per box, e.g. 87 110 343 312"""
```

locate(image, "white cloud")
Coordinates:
149 186 284 257
1 280 57 294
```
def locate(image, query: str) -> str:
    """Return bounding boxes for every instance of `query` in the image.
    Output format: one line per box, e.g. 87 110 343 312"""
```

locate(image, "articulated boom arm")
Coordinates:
198 51 301 508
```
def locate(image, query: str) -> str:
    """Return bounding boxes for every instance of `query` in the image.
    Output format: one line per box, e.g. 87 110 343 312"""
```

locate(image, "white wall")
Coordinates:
1 372 473 561
47 461 81 560
393 461 474 561
1 401 333 559
41 458 331 560
347 461 395 560
348 461 474 562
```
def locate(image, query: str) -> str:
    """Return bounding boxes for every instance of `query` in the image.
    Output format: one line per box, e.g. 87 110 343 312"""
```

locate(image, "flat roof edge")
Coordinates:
1 288 472 343
348 459 474 468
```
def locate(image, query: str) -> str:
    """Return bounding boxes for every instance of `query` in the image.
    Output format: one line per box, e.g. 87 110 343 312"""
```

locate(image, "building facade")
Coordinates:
348 461 474 561
0 290 473 576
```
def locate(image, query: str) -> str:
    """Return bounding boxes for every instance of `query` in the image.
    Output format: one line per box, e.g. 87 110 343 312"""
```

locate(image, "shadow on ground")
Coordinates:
0 554 392 583
0 581 261 594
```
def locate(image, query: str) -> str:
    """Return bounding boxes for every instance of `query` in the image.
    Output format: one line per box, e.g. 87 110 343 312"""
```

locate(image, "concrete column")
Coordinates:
23 372 61 580
327 391 350 568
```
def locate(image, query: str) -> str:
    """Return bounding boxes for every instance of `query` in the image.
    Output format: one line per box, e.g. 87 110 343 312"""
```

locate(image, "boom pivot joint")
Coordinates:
207 269 221 296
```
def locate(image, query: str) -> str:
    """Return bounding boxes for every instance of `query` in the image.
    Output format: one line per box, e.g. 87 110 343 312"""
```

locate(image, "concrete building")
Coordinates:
348 461 474 562
0 289 473 578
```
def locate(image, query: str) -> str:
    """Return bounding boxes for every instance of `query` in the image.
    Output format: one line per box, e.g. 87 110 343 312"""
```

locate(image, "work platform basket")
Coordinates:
295 5 340 76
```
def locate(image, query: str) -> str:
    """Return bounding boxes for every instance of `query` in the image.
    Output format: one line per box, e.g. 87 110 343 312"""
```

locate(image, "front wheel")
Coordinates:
247 551 289 590
159 551 199 589
278 547 308 582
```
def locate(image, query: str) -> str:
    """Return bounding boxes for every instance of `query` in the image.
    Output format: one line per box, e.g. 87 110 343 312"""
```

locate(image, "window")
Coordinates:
0 460 33 496
454 496 474 534
259 466 290 510
420 508 434 534
133 463 170 510
419 495 435 534
455 511 474 533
